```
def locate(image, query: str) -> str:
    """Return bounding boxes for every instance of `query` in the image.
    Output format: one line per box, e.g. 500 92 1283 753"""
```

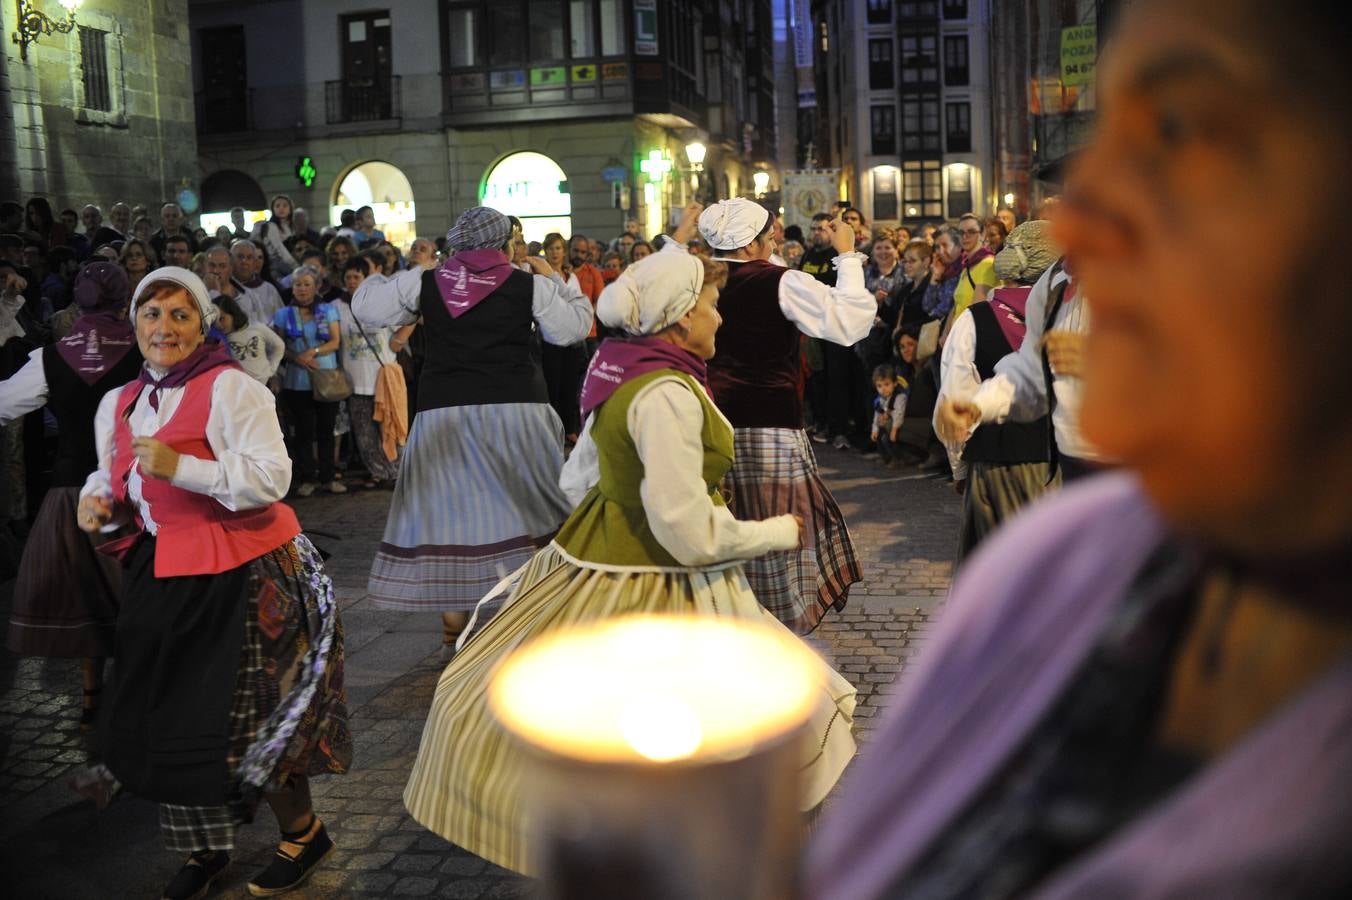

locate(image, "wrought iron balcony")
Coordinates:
325 76 401 125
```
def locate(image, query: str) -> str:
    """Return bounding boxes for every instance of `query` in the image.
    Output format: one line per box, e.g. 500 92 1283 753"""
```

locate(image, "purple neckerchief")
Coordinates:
963 246 995 269
988 285 1033 352
434 248 514 318
57 312 137 386
134 339 240 411
578 336 710 420
805 472 1352 900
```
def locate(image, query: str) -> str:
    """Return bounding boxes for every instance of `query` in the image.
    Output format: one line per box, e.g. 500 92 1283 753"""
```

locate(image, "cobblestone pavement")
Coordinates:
0 445 960 897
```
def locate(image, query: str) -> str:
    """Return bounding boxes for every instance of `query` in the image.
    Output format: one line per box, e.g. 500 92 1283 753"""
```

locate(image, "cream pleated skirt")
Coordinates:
402 544 858 875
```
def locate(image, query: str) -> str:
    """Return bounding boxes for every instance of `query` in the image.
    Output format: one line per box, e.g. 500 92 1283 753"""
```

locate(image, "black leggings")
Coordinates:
282 389 337 484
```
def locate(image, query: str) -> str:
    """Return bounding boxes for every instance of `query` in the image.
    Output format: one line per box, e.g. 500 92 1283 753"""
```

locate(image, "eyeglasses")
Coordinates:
958 228 981 236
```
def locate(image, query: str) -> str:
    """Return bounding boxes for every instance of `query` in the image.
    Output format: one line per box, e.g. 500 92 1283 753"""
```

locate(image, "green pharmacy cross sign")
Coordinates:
640 150 672 183
295 156 317 189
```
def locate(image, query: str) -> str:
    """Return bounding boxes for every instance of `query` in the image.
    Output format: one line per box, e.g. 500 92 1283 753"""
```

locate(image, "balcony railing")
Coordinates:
325 76 401 124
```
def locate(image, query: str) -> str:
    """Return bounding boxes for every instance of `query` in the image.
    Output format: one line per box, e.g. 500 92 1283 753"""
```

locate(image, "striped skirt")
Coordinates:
402 543 857 875
368 403 573 612
724 428 862 634
958 461 1059 560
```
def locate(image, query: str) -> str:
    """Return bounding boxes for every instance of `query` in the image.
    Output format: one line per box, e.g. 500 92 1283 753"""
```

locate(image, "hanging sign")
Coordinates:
635 0 658 55
1060 24 1097 86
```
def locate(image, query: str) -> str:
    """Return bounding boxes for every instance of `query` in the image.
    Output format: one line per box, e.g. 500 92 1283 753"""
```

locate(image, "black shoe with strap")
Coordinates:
247 816 334 897
162 849 230 900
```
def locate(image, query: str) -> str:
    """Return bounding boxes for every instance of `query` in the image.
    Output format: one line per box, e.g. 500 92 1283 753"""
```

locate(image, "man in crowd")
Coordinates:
567 233 605 304
80 204 103 240
229 240 283 324
150 202 197 260
293 207 322 247
842 207 870 251
799 212 838 285
161 234 193 269
229 206 251 240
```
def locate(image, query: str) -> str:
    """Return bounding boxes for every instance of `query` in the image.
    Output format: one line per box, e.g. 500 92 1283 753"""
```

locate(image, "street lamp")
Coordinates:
685 141 707 168
1003 192 1016 207
12 0 83 62
752 170 770 198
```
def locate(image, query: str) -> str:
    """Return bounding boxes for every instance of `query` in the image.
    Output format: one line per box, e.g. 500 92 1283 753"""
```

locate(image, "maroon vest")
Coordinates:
707 259 800 429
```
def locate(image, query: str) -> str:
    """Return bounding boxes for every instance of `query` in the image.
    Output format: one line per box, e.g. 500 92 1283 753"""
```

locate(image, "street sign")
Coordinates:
1060 25 1097 86
601 166 627 184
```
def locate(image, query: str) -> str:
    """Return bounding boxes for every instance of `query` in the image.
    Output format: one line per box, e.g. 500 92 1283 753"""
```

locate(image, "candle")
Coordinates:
488 615 826 899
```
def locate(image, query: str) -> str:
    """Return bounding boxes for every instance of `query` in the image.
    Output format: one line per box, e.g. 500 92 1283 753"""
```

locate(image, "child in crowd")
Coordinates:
871 362 910 468
599 251 624 281
214 293 285 385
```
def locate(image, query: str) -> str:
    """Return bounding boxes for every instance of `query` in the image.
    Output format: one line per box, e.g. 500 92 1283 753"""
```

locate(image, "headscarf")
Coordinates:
129 266 219 333
994 220 1061 286
435 207 516 317
697 198 771 251
579 251 710 418
987 286 1034 353
56 262 138 385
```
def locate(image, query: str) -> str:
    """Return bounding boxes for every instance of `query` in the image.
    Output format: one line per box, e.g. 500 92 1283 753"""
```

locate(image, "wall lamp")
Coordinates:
12 0 82 62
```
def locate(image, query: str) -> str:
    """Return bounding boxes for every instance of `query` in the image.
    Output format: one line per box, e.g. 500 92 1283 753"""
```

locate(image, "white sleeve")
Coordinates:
170 369 292 509
935 310 980 481
80 389 120 502
631 380 799 566
352 268 425 327
973 266 1059 425
559 414 601 508
0 349 49 426
533 272 594 346
260 326 286 376
777 257 876 346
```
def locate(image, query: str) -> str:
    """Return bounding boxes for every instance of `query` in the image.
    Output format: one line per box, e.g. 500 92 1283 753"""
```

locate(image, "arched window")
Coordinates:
481 152 572 244
333 161 418 248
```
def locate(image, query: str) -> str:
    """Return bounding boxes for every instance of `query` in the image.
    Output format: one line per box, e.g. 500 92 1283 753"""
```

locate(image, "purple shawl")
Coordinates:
58 261 136 385
987 285 1032 352
434 248 515 318
135 339 240 410
805 472 1352 899
578 336 710 420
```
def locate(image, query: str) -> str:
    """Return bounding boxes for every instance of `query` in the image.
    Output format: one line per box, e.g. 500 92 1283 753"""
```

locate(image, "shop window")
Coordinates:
873 167 899 221
902 159 943 219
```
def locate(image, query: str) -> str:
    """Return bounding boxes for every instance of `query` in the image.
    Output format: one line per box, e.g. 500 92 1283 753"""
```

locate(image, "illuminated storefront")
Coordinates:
480 152 573 245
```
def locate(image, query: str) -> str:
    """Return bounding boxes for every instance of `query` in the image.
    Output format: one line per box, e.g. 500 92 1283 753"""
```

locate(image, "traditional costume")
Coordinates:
698 199 874 633
401 249 857 874
80 268 349 895
937 221 1062 556
352 207 594 611
1 264 140 659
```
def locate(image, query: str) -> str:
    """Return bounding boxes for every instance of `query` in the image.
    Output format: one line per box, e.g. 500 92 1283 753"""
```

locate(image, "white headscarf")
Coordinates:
698 198 771 251
130 266 219 332
596 250 703 336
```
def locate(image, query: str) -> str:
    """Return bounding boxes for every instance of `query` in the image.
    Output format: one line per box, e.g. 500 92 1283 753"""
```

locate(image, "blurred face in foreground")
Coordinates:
1059 0 1352 555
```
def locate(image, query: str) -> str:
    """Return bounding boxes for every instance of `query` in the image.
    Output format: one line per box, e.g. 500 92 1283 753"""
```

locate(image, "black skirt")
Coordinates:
104 535 249 806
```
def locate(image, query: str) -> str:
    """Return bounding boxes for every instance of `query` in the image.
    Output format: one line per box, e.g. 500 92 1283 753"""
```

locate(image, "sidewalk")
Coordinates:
0 447 961 897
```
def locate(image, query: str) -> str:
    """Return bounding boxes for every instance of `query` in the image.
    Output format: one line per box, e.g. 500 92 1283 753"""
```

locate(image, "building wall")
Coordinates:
4 0 198 210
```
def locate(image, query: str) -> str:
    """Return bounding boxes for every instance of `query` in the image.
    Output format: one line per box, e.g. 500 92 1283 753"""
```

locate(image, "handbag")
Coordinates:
916 319 941 363
311 366 353 402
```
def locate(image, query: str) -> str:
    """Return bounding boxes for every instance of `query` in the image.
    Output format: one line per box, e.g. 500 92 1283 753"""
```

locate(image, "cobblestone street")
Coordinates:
0 447 960 898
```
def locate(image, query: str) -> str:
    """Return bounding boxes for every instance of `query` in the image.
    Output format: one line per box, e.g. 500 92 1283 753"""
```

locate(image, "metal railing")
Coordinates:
325 76 401 124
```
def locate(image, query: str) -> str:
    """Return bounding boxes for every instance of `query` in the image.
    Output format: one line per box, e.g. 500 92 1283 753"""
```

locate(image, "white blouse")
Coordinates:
80 367 291 534
560 376 799 569
0 347 47 426
350 264 594 347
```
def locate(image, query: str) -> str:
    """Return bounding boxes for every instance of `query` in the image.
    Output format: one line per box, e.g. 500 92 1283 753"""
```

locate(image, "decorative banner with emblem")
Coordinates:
781 170 840 234
571 64 597 83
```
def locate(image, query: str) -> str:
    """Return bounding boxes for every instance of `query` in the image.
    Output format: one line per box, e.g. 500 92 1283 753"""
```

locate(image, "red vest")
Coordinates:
112 366 301 577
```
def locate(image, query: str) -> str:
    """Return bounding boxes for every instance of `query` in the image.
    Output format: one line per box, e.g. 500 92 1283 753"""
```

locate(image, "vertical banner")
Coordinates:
781 169 840 234
1060 24 1097 86
635 0 658 56
792 0 816 108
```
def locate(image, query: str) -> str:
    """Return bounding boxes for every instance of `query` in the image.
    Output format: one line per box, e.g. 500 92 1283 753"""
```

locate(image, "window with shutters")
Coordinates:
71 13 126 126
79 27 111 112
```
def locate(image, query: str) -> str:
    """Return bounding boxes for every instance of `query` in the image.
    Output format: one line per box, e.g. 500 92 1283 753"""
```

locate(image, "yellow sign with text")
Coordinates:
1060 24 1097 86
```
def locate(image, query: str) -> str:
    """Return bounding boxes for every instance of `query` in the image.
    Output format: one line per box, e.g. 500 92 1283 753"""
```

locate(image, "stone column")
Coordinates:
0 23 23 199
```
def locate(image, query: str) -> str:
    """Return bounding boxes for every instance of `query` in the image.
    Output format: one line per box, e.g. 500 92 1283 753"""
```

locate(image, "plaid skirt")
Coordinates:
368 403 572 612
724 428 861 634
402 543 857 875
121 535 351 852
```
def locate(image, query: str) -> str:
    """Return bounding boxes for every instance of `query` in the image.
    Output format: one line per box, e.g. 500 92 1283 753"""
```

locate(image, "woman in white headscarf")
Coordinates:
400 207 857 876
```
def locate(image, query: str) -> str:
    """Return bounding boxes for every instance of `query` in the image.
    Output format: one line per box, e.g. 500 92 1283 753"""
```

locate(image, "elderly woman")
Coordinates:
402 237 856 876
935 220 1062 556
119 237 157 296
273 265 344 497
76 267 349 900
352 207 593 645
1 263 141 727
806 1 1352 897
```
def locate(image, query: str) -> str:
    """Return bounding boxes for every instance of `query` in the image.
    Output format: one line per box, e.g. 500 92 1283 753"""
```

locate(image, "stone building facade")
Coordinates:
1 0 198 210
